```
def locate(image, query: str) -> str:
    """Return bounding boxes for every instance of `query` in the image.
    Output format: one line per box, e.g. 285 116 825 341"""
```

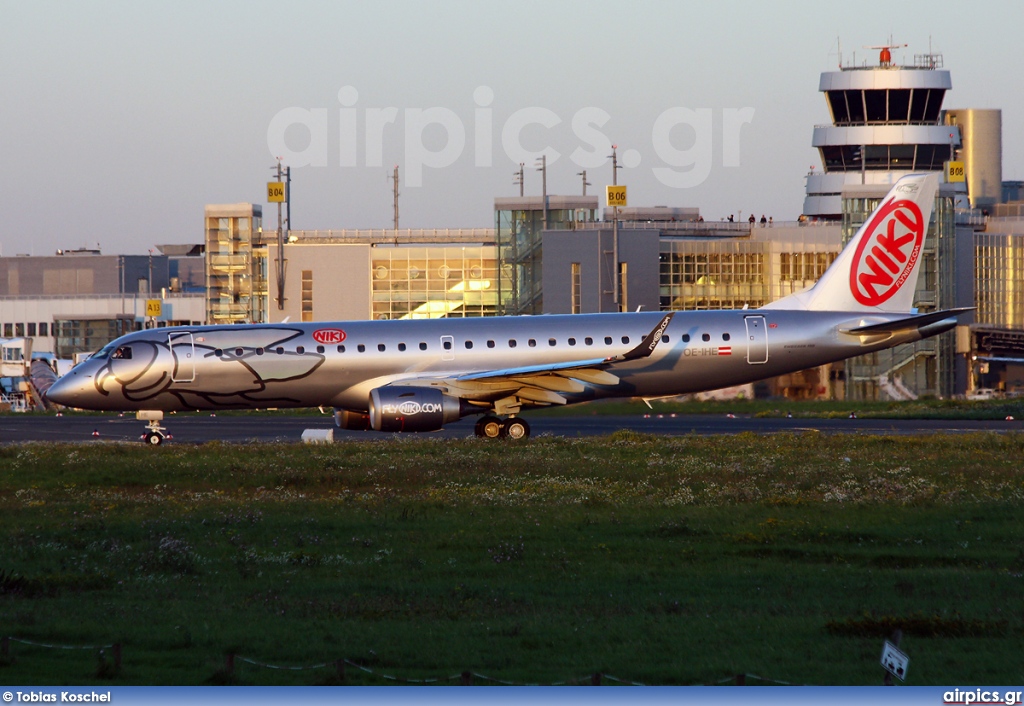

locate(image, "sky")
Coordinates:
2 0 1023 255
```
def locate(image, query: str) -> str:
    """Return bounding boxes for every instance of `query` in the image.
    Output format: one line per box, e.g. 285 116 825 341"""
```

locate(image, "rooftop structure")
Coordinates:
805 44 962 219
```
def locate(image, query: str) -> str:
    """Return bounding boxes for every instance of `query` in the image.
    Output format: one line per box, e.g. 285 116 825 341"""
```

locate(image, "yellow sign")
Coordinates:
146 299 162 317
606 185 627 208
267 181 286 202
946 161 965 183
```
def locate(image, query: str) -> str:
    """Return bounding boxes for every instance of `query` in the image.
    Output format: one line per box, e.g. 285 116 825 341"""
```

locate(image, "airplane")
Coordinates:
46 173 971 444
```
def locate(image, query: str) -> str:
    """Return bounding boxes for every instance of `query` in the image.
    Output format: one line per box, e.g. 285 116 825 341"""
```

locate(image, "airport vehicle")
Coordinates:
46 174 970 443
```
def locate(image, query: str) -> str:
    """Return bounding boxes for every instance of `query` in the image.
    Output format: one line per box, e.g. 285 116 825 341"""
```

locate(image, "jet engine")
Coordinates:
368 386 464 432
334 409 371 431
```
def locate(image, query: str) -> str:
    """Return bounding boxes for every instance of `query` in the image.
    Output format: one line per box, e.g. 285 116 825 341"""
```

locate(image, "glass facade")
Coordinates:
843 193 958 399
658 236 838 311
55 317 139 359
975 233 1024 329
370 247 510 320
496 198 597 315
205 206 264 324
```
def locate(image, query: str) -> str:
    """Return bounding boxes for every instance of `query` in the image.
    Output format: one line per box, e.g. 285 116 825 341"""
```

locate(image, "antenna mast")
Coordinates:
389 165 400 231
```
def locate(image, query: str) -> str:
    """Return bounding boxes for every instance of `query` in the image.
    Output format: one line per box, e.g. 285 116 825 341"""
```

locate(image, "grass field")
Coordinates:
0 432 1021 685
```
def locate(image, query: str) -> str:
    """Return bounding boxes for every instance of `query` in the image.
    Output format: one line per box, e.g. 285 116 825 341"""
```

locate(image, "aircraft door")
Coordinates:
440 335 455 362
169 332 196 382
744 315 768 365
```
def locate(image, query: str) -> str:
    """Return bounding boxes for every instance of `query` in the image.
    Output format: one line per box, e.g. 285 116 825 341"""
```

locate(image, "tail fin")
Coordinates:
764 173 939 313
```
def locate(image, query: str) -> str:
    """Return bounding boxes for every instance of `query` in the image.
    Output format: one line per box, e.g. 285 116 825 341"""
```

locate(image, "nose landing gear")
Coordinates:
137 410 168 446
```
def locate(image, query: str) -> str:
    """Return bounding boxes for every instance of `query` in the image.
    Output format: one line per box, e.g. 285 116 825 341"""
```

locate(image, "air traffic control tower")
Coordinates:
804 44 962 220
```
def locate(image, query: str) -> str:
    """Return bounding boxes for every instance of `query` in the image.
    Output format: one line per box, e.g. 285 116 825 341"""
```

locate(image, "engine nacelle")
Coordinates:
368 386 463 432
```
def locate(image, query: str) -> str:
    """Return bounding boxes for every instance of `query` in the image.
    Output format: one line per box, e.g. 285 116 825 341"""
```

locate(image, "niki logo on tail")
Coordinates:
849 193 926 307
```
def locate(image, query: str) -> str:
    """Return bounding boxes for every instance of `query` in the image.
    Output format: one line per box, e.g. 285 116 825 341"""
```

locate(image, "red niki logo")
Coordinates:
312 328 346 344
849 197 925 307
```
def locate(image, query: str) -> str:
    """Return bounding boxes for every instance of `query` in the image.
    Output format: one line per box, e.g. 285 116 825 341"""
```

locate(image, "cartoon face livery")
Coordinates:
48 174 971 441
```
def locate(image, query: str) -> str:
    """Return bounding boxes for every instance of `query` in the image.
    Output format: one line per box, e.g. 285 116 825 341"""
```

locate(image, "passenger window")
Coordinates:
723 333 731 341
682 334 690 343
296 346 305 354
256 347 264 356
509 339 517 348
548 338 556 346
585 337 593 345
702 333 710 342
338 345 346 353
568 337 576 346
443 340 452 350
378 344 386 352
112 346 133 360
621 336 630 344
604 336 612 345
419 342 427 351
662 335 670 343
465 341 473 349
528 339 536 347
358 344 366 353
487 340 495 348
276 347 284 354
316 345 325 354
398 343 407 351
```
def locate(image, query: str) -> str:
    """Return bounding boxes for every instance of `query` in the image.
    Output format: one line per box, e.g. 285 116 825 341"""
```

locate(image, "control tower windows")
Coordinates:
888 90 910 123
864 90 887 123
824 88 945 125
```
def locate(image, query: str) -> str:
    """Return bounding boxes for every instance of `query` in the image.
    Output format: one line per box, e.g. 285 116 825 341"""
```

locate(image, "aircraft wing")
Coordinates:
395 313 675 406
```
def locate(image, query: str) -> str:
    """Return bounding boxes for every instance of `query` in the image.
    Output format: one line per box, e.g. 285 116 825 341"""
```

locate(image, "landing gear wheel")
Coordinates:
144 431 165 446
501 417 530 440
475 415 504 439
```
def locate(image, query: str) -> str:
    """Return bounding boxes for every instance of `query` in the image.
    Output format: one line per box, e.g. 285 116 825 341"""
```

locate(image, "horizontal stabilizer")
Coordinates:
840 307 974 335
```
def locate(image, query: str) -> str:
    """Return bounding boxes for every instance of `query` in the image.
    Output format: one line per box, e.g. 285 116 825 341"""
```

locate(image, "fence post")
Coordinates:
591 672 602 685
335 659 346 683
224 652 235 677
735 674 746 685
460 670 472 685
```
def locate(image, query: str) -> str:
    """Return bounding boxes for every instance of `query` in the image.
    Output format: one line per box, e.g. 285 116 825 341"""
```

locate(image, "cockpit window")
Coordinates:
111 346 133 360
92 343 118 360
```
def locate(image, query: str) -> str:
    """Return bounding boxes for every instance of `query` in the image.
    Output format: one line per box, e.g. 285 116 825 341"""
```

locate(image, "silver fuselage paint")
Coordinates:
47 310 948 414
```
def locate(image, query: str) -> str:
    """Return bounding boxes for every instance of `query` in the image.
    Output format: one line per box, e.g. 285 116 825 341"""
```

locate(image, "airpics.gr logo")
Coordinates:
312 329 346 345
849 197 925 307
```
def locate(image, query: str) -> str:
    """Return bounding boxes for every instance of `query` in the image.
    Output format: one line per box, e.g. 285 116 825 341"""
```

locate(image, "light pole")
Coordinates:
535 155 548 229
609 145 622 310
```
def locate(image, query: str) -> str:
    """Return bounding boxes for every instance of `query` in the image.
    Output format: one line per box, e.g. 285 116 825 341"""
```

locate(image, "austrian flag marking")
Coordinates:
718 346 732 356
849 197 925 307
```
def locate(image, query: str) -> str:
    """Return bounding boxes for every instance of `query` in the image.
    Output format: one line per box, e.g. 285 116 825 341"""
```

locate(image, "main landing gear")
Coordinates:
473 415 530 440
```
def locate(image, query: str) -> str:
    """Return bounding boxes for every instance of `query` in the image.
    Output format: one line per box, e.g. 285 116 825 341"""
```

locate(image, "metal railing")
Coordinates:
288 228 497 245
0 292 203 302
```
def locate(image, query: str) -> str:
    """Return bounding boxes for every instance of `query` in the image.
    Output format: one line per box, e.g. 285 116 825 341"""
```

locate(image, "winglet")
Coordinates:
610 313 675 362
